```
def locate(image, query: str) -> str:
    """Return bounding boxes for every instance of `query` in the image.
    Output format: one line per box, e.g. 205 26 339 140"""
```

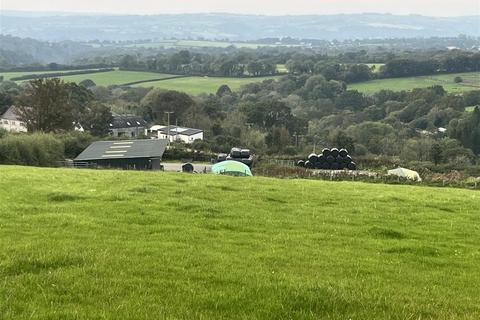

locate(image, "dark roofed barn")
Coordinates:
74 139 168 170
109 114 148 138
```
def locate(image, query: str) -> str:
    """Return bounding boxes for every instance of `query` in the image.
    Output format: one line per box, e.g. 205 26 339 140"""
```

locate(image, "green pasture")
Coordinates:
350 72 480 94
0 166 479 319
134 75 281 95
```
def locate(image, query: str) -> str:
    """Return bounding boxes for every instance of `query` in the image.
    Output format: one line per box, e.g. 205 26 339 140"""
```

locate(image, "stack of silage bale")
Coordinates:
297 148 357 170
216 147 254 167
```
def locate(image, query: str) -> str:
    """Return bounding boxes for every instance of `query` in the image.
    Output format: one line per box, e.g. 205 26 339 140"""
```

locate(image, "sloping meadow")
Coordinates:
0 166 479 319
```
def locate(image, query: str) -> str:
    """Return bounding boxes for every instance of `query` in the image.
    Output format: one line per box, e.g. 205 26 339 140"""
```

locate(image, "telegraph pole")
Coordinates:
164 111 174 146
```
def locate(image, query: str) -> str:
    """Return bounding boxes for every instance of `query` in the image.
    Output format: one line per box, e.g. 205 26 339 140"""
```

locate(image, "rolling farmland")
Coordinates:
3 67 478 96
0 70 176 87
350 72 480 94
1 166 479 319
1 69 280 95
134 75 280 95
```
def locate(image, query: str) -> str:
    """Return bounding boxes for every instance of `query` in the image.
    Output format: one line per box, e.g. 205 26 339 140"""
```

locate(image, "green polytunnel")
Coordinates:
212 160 253 177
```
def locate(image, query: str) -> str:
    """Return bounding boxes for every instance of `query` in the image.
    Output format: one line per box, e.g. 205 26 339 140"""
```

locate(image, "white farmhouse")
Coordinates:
0 106 27 133
147 125 204 144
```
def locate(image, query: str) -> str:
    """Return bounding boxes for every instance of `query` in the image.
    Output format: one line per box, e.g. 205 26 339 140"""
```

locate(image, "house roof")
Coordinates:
109 114 147 129
0 106 22 121
155 125 203 136
74 139 168 161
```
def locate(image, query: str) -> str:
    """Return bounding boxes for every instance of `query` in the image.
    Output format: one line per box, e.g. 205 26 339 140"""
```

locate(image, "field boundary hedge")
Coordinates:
120 75 188 86
10 68 115 81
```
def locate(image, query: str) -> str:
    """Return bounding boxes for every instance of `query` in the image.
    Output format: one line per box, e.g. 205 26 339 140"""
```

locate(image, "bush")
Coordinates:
79 79 96 88
58 132 96 159
0 133 64 166
454 76 463 83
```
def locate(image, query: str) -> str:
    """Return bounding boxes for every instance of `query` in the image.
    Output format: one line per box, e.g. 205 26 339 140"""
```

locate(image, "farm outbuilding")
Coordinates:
74 139 168 170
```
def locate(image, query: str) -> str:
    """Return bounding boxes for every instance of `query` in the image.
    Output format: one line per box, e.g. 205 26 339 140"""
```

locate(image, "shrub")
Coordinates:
57 132 96 159
0 133 64 166
454 76 463 83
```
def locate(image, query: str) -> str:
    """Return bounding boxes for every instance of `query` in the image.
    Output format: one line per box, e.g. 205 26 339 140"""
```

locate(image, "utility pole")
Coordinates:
293 132 304 147
164 111 174 146
175 118 179 142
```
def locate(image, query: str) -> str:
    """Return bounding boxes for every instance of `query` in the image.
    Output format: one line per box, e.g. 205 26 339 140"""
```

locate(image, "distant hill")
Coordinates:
0 35 92 67
0 12 479 41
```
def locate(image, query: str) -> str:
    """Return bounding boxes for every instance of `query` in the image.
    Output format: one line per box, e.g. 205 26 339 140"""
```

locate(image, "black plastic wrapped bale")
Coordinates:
240 149 251 159
314 161 323 169
339 148 349 158
308 153 319 164
336 156 345 164
331 162 340 170
318 154 326 163
326 155 335 164
344 155 353 164
322 148 331 157
320 162 330 170
297 160 305 167
338 162 346 170
240 158 254 167
182 163 194 173
217 153 228 162
230 148 242 158
330 148 340 158
305 160 315 169
347 162 357 170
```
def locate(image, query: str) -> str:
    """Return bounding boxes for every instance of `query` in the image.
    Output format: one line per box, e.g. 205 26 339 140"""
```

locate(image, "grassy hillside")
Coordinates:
350 72 480 94
1 166 479 319
134 75 281 95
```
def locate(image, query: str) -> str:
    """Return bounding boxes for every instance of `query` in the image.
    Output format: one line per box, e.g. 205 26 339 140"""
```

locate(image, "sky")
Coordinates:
1 0 478 16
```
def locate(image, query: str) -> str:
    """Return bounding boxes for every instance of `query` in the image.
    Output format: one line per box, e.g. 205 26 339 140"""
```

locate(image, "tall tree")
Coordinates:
449 106 480 154
140 89 195 123
80 102 113 137
17 78 74 132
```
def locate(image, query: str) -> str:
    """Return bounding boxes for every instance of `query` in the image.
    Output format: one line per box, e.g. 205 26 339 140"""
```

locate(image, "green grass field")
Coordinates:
2 69 280 94
466 106 477 112
56 70 174 86
1 69 175 87
276 64 288 73
1 166 479 319
350 72 480 94
365 63 385 73
134 75 281 95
